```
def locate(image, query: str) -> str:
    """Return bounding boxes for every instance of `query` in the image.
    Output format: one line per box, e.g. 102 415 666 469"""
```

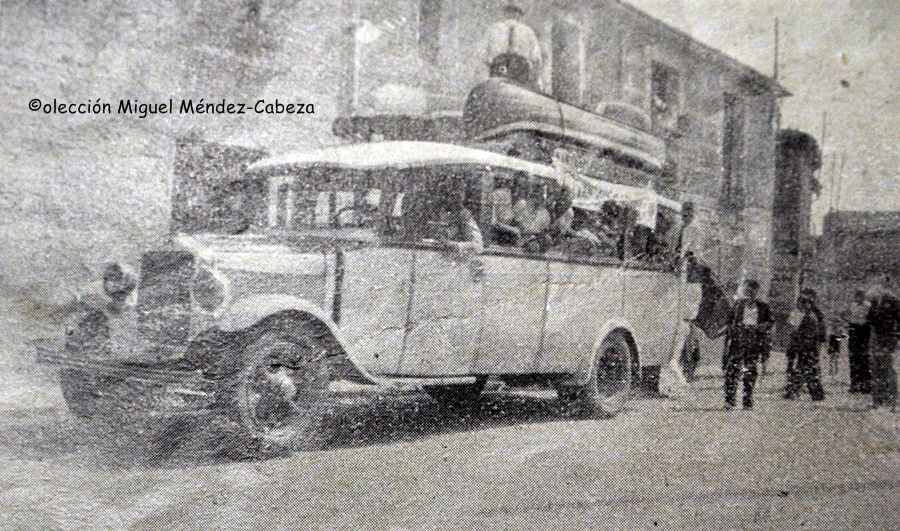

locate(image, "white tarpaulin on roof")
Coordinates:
557 170 680 230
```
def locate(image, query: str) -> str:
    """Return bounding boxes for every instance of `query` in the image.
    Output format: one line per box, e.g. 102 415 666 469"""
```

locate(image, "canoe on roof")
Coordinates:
464 79 667 170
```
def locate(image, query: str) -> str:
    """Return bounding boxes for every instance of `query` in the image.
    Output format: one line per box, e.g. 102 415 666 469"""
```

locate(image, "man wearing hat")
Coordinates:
864 273 899 410
784 288 827 401
480 4 543 89
723 279 773 409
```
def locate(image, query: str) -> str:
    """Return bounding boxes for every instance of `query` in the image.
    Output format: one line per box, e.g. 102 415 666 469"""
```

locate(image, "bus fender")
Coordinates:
570 319 638 386
215 294 377 385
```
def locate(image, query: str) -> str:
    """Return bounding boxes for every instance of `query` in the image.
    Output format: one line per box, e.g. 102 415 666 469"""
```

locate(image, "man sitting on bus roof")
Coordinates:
480 4 544 90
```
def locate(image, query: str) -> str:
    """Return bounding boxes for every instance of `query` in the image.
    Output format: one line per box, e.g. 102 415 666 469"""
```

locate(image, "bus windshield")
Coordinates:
266 166 411 233
173 177 268 235
267 164 484 243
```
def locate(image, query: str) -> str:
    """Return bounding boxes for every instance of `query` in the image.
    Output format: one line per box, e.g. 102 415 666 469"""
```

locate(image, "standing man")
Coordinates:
661 203 703 396
846 289 872 393
784 288 827 401
723 279 773 410
865 274 899 410
480 4 543 89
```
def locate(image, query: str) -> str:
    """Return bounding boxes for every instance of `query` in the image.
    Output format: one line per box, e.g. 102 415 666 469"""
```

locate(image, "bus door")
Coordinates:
474 169 552 374
621 201 685 367
399 166 485 376
270 168 413 377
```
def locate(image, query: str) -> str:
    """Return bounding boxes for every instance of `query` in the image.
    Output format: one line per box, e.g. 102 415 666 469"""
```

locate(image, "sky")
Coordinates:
625 0 899 233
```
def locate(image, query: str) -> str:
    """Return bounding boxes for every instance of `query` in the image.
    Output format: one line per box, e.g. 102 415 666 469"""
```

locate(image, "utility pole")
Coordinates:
773 18 781 132
827 152 837 213
835 153 846 211
819 110 828 216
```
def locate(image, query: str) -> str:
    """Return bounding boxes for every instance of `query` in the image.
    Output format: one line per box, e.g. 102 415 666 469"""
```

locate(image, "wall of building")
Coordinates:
812 211 900 323
2 0 779 300
1 0 346 299
354 0 778 289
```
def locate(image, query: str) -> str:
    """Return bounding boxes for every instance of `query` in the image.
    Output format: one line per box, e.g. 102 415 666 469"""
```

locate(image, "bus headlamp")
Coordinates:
191 268 230 313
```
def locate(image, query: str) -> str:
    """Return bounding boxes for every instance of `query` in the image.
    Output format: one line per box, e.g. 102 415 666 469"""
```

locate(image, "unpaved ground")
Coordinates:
0 295 898 530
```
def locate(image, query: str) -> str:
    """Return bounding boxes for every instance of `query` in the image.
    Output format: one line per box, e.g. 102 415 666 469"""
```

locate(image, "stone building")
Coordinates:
815 211 900 310
2 0 785 297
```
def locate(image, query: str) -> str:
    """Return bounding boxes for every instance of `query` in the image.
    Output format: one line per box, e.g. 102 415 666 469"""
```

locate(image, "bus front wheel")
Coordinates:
217 320 335 455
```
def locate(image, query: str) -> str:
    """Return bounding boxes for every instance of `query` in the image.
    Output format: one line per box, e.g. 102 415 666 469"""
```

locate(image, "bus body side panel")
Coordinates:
622 268 682 367
340 246 414 376
473 253 548 374
399 249 484 376
538 261 624 373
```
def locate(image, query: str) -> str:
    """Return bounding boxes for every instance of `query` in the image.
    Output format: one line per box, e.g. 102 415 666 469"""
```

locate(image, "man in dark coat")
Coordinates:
681 260 731 380
723 279 773 410
846 289 872 393
865 274 899 410
784 288 827 401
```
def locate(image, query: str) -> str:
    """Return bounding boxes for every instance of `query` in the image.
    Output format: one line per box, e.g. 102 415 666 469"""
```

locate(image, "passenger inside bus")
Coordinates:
649 205 681 269
551 207 601 252
552 202 625 260
215 179 265 234
488 174 629 260
512 184 551 252
412 173 484 254
490 184 521 245
597 201 627 256
304 188 382 228
433 191 483 254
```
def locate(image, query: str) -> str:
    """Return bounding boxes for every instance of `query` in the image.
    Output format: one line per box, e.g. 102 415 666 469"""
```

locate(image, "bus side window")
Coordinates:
334 191 355 226
392 192 405 218
384 192 406 237
649 207 679 271
313 191 331 227
397 165 485 246
565 204 624 261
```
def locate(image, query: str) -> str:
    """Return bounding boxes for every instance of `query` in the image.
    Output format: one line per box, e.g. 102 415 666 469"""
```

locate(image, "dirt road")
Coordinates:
0 356 898 530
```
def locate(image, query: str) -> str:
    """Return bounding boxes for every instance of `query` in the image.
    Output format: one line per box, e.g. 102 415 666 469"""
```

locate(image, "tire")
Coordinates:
557 333 633 417
423 377 488 407
217 320 335 454
680 329 701 381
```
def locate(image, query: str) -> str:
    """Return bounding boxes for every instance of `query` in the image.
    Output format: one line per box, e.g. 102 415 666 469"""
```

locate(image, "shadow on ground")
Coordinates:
0 389 638 469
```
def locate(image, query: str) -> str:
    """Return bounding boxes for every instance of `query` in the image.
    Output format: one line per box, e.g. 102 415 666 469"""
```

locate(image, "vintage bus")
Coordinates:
41 139 698 453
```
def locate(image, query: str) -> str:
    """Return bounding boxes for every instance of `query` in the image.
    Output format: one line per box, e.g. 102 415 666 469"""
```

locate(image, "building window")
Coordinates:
722 93 746 211
651 62 679 130
418 0 442 64
552 20 583 104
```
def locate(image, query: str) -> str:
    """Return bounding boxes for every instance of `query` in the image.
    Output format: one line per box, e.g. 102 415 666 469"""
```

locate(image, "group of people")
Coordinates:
716 275 899 411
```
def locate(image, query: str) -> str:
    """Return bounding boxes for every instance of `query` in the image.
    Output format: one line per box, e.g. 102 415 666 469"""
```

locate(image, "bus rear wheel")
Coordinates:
557 333 632 417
